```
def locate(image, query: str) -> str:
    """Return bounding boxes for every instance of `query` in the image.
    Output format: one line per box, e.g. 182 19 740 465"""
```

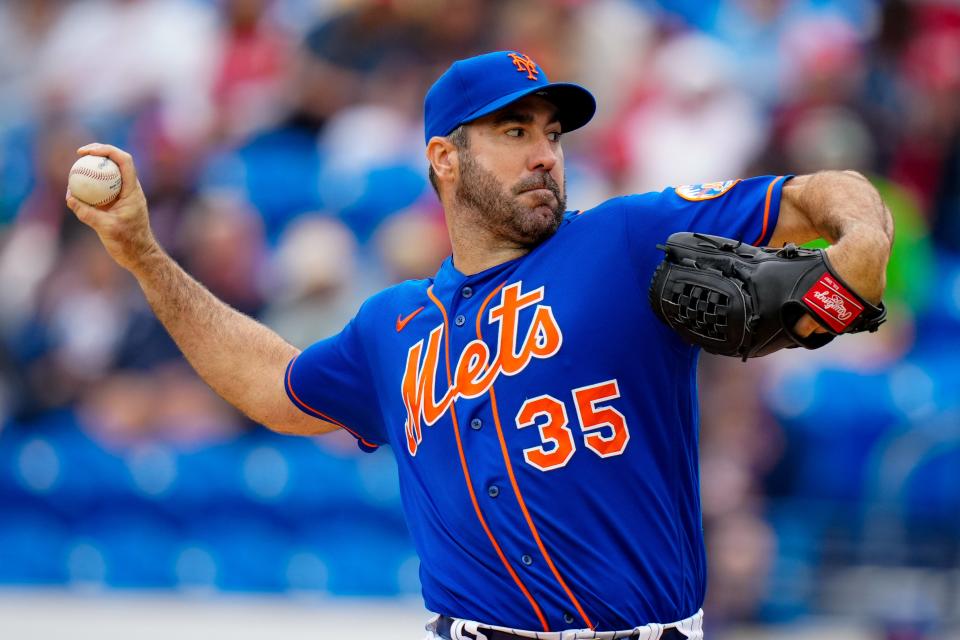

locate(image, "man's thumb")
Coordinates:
66 190 101 228
793 313 827 338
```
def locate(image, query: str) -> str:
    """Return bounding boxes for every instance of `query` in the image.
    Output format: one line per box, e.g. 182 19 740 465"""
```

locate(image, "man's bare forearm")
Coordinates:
775 171 894 304
65 143 330 436
130 246 303 429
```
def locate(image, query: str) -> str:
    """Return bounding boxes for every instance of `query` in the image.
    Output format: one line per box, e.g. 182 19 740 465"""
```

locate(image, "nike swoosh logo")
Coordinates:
396 306 425 332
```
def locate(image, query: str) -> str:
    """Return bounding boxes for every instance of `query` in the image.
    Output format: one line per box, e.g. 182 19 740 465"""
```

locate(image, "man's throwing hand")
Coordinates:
65 143 159 273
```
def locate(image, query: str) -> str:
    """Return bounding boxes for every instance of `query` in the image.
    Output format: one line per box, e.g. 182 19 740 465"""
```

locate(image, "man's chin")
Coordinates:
530 203 558 219
514 207 562 246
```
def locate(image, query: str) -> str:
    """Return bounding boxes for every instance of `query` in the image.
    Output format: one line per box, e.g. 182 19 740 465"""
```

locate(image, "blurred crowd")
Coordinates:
0 0 958 636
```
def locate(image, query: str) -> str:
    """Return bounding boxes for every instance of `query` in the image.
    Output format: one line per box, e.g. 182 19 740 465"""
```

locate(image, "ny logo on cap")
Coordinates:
508 52 539 80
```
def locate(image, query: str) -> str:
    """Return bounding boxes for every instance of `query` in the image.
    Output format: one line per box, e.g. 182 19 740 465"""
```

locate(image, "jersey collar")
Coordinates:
430 210 579 297
431 253 524 298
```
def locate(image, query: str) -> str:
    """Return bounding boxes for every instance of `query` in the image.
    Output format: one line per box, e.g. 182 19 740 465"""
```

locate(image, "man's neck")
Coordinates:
447 215 530 276
445 207 529 276
452 243 529 276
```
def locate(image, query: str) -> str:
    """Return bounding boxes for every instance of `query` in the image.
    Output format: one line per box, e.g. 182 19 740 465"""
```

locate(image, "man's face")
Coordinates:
454 95 566 248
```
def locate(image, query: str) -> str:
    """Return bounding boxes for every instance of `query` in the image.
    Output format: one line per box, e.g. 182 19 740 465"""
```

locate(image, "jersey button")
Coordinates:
454 314 466 327
521 554 533 566
462 286 473 298
487 485 499 498
563 613 575 625
470 418 482 430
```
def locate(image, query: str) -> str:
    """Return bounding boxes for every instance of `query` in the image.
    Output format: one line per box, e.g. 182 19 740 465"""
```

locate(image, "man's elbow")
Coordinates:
261 409 340 437
834 170 895 246
841 169 870 183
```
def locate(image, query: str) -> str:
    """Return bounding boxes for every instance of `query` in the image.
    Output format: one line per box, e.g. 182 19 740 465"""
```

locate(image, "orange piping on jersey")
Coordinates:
476 289 596 631
401 283 562 456
753 175 785 246
474 282 508 336
285 355 379 449
426 285 550 632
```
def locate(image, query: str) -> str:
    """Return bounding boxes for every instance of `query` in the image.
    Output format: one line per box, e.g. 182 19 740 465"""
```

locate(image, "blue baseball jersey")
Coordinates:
285 176 787 632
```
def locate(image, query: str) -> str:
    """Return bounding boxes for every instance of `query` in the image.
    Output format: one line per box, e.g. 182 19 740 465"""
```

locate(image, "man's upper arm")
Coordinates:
767 174 822 248
624 175 790 280
768 171 889 249
281 310 387 452
268 353 342 436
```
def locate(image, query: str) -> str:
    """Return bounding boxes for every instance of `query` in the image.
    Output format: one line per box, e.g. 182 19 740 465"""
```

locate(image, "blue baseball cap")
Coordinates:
424 51 596 145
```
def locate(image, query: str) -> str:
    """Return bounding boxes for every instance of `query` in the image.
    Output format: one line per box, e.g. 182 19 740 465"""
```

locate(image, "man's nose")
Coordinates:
527 135 559 173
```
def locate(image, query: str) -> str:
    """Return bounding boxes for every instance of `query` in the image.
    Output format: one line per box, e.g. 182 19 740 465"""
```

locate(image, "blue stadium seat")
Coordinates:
181 513 292 592
0 507 68 585
334 163 428 242
293 509 416 596
1 413 137 514
163 440 244 515
769 368 899 503
259 435 369 511
69 509 180 588
236 127 324 246
902 437 960 532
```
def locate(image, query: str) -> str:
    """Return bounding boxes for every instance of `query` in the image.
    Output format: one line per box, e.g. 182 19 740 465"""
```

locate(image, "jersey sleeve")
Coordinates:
623 175 791 282
284 309 386 452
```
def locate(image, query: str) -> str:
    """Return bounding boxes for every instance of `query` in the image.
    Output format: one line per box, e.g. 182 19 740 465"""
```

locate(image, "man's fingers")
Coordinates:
793 313 828 338
76 142 138 199
66 189 101 228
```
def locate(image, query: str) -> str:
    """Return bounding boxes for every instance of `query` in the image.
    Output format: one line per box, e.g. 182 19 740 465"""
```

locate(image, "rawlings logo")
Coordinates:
812 290 852 321
508 52 539 80
803 273 864 332
401 282 562 456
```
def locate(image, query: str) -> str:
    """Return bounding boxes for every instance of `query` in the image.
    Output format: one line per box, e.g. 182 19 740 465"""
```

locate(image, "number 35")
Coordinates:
515 379 630 472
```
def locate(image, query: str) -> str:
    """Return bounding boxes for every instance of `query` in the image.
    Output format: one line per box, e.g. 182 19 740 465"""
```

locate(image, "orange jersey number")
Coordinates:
517 395 576 471
516 378 630 472
573 380 630 457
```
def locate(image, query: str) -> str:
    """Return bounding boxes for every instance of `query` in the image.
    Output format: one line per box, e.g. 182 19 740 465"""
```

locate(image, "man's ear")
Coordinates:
426 136 458 185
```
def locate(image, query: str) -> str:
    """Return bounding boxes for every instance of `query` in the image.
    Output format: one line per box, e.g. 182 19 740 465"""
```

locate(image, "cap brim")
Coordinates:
458 82 596 135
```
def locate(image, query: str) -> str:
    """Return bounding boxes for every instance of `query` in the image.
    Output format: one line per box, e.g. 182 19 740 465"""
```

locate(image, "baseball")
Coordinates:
68 155 122 207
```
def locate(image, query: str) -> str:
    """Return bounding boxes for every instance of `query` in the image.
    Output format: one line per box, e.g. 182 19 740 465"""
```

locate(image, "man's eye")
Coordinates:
548 131 562 142
506 129 524 138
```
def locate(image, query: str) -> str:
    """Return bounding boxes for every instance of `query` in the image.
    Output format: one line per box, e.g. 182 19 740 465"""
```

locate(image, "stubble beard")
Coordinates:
454 149 567 249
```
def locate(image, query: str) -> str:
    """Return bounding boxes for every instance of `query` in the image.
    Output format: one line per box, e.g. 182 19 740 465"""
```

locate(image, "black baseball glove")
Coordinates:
648 232 886 360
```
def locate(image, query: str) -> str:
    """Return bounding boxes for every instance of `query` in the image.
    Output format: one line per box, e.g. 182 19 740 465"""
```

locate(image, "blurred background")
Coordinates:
0 0 958 638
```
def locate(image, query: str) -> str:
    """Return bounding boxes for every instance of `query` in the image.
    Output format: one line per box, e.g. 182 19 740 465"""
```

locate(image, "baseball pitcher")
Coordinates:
66 51 893 639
